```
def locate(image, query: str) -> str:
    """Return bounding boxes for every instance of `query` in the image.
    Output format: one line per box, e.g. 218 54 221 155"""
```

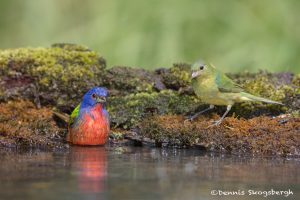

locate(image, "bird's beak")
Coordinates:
96 96 106 103
191 71 200 79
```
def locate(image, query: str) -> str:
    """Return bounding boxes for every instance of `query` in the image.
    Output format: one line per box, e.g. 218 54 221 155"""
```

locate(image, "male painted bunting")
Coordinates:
189 62 283 126
67 87 110 145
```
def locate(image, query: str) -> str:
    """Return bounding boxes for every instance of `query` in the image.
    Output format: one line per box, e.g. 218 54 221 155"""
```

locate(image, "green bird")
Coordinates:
189 62 283 126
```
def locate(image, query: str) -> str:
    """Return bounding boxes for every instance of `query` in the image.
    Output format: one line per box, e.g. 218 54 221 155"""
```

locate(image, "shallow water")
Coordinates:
0 146 299 200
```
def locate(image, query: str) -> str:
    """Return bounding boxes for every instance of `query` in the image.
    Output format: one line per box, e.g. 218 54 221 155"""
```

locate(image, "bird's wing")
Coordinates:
215 72 244 93
69 104 81 126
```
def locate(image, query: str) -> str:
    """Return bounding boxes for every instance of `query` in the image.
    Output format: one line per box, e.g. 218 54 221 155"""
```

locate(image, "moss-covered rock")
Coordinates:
228 71 300 116
138 115 300 157
0 100 67 149
0 44 299 156
108 90 201 129
0 44 106 111
102 66 165 96
1 45 298 117
156 63 191 90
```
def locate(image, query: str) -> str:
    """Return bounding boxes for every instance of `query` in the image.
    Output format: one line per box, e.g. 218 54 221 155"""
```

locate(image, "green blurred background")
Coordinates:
0 0 299 72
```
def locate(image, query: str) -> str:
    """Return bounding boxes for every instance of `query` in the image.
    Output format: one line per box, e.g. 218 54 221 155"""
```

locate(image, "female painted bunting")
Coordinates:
67 87 110 145
190 62 283 126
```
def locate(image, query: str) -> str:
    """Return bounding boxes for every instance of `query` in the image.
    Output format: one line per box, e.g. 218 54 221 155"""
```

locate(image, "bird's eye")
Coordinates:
92 93 96 99
199 65 204 70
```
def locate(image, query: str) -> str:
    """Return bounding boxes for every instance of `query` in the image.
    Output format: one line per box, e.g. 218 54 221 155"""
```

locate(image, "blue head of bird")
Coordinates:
81 87 108 108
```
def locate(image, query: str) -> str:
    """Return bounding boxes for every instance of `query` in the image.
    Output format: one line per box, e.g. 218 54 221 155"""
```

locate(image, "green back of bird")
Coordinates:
69 104 80 126
215 71 243 93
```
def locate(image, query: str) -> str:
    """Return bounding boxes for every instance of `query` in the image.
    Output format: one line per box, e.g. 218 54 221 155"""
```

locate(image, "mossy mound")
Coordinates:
0 100 67 149
0 44 106 111
106 68 299 129
0 44 299 120
139 115 300 157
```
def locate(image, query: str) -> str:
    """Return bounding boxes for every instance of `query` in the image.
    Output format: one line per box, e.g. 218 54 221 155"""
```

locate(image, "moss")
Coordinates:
107 90 201 129
156 63 191 90
0 100 67 149
139 115 300 157
103 66 164 95
292 74 300 87
224 71 299 117
0 44 106 111
51 43 91 51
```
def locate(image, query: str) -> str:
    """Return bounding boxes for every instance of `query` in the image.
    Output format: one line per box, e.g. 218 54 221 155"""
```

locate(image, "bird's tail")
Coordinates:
52 111 70 123
241 92 284 105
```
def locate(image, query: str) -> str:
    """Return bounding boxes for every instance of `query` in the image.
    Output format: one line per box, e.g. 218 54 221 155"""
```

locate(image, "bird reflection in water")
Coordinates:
70 147 107 193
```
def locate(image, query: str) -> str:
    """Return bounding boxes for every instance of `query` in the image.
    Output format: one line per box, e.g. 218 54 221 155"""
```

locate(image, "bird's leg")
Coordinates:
212 105 232 126
188 105 215 121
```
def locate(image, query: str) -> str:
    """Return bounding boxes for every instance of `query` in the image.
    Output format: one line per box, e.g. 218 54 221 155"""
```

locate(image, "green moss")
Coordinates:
51 43 91 51
293 74 300 87
103 66 158 95
0 44 106 110
224 71 299 116
242 76 284 101
159 63 191 90
1 47 104 87
107 90 201 129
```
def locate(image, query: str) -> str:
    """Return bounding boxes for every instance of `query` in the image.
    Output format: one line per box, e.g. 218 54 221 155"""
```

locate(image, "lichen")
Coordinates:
0 100 67 149
139 115 300 157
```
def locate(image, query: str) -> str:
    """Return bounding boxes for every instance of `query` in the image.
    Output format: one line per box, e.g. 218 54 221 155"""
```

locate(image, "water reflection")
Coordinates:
70 147 107 194
0 147 299 200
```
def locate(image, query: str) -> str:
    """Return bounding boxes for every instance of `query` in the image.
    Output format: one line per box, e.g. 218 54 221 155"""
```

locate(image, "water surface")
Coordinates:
0 146 299 200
